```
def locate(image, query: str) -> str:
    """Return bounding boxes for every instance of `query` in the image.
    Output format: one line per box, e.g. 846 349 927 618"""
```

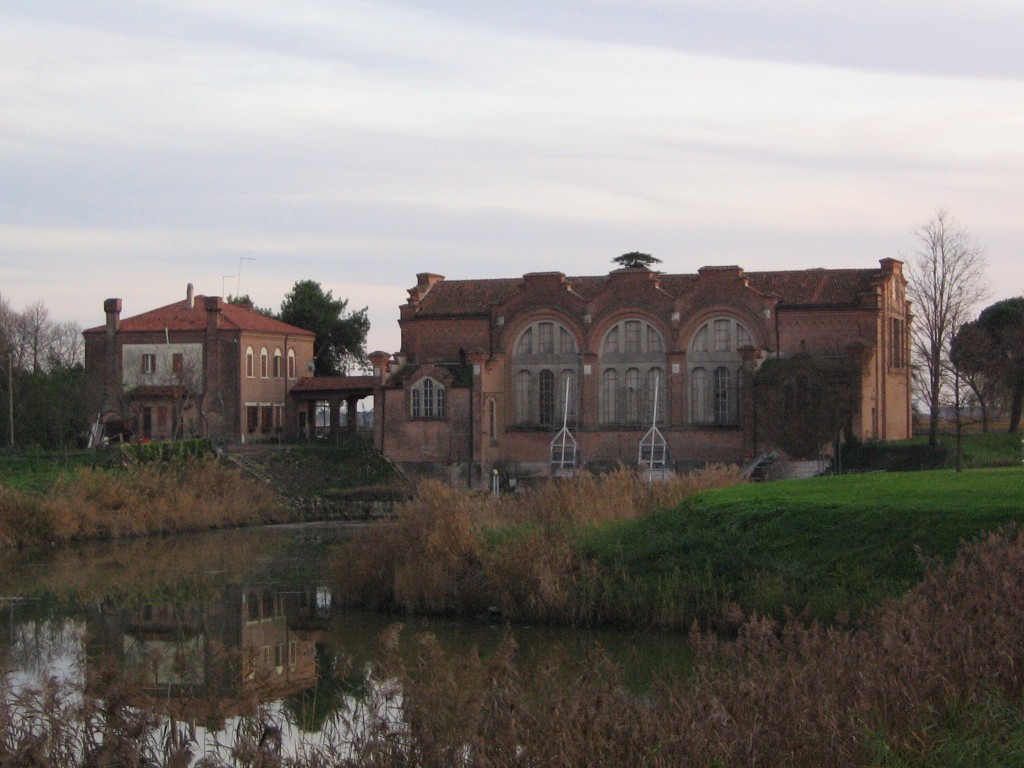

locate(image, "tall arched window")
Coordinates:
273 348 282 378
559 369 577 423
515 370 533 424
260 348 269 378
245 347 255 378
512 320 578 425
599 318 666 425
539 369 556 426
688 317 752 426
601 369 618 423
287 349 296 378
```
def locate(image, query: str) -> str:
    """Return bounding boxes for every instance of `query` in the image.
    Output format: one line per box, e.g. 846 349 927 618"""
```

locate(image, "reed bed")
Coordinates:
333 465 741 624
4 527 1024 766
0 457 289 546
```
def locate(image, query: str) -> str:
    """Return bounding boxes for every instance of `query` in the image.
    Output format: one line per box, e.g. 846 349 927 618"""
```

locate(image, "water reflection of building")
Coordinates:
87 583 330 728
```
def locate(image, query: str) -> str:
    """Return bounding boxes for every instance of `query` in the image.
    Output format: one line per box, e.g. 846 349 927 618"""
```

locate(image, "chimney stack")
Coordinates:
103 298 122 334
186 283 195 309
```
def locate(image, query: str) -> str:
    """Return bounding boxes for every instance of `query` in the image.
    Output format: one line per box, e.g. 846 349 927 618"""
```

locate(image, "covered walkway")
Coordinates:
288 376 375 440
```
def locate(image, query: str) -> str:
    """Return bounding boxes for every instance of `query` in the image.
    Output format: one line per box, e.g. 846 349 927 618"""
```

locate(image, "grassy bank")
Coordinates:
334 467 1024 629
581 468 1024 627
0 454 290 547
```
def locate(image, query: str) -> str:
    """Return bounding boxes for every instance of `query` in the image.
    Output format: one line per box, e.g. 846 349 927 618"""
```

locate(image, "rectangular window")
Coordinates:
261 405 273 432
246 405 259 432
141 353 156 374
156 406 168 429
273 404 284 428
560 327 575 354
713 319 731 352
647 326 662 353
603 327 619 355
538 322 554 354
891 319 904 368
289 640 297 668
624 321 641 354
172 352 184 373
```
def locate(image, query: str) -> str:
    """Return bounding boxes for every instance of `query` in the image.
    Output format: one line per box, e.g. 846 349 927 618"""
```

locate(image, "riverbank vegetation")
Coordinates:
4 525 1024 766
0 453 289 547
334 466 1024 630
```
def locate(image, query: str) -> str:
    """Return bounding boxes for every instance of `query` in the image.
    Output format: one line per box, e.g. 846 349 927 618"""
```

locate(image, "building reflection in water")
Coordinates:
86 583 331 729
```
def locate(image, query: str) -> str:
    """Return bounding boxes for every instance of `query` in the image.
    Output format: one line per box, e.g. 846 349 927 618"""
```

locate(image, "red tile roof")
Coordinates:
84 296 315 336
411 267 879 317
289 375 377 395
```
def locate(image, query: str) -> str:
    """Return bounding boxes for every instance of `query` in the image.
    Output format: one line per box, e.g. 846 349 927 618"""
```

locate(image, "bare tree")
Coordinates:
904 210 988 446
47 320 84 370
14 301 52 373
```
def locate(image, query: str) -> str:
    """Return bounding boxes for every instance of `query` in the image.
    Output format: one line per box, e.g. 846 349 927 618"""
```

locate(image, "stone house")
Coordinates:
83 286 315 443
369 259 912 485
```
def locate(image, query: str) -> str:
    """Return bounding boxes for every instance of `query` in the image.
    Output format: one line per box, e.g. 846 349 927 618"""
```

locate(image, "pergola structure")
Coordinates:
287 376 375 440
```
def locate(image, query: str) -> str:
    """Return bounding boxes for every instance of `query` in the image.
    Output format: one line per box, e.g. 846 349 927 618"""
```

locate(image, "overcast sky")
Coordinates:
3 0 1023 355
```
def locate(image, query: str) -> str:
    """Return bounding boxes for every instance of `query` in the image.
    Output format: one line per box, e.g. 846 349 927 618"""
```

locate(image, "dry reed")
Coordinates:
0 457 290 546
333 465 741 624
4 527 1024 766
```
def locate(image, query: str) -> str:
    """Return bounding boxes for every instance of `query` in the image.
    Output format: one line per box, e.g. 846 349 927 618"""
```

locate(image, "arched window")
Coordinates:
245 347 255 378
688 317 752 426
691 367 710 423
515 370 533 424
411 377 446 419
601 368 618 423
287 349 296 378
539 369 556 426
599 318 666 425
559 369 577 423
273 348 282 378
260 348 269 378
625 367 641 422
512 320 578 426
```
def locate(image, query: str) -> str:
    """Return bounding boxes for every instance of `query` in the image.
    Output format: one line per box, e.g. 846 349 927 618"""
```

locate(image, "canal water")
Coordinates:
0 522 690 762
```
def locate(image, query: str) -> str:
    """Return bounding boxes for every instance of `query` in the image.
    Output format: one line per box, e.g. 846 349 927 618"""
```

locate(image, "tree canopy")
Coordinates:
613 252 662 269
952 297 1024 433
279 280 369 376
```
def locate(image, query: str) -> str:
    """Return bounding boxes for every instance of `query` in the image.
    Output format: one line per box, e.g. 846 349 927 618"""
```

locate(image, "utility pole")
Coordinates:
6 348 13 449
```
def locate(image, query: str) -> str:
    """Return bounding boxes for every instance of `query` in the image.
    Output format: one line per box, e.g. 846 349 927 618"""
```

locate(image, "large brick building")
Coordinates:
83 286 315 443
369 260 912 484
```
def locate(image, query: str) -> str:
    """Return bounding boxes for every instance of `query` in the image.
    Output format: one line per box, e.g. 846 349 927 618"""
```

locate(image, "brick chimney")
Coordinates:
186 283 194 309
103 298 122 334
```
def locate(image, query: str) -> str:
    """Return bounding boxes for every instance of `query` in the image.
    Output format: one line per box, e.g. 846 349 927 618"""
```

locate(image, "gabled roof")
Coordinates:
409 266 880 317
84 296 315 336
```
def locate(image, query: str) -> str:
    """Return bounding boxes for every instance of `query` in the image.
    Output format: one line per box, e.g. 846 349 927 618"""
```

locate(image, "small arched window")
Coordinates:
273 348 282 378
260 348 269 378
287 349 296 378
411 377 446 419
245 347 255 378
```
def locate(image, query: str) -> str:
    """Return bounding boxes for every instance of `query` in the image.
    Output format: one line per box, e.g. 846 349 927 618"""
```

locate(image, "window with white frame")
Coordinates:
511 319 579 426
260 348 269 378
246 347 255 378
688 316 752 425
410 377 446 419
287 349 296 378
599 318 666 425
273 348 282 378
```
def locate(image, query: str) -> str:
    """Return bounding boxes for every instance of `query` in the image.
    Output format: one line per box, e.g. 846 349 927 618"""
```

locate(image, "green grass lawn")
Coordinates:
0 452 112 494
579 468 1024 626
